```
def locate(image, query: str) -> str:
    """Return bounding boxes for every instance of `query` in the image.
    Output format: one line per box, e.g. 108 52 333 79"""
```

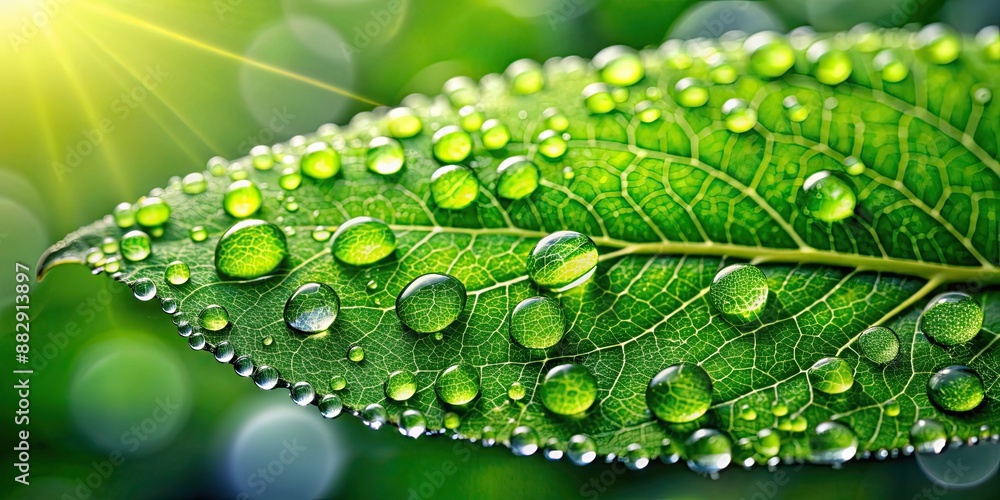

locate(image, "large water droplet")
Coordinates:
215 219 288 279
504 59 544 95
806 41 853 85
385 370 417 401
919 292 983 346
916 23 962 64
526 231 598 291
165 261 190 285
120 230 152 262
496 156 540 200
801 171 856 222
509 296 566 349
911 419 947 454
567 434 597 465
131 278 156 301
646 363 713 423
858 326 899 364
331 217 396 267
709 263 768 325
435 363 480 405
927 365 984 413
685 429 732 475
301 142 341 179
809 357 854 394
432 125 473 163
198 304 230 331
135 197 171 227
539 363 598 416
510 426 539 456
593 45 644 86
399 409 427 438
284 282 340 333
223 180 263 218
744 31 795 78
430 165 479 210
809 421 858 465
366 137 405 175
396 273 467 333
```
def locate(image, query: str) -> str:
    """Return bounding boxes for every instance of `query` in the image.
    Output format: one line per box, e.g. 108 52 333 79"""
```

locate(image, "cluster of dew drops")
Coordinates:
79 22 999 474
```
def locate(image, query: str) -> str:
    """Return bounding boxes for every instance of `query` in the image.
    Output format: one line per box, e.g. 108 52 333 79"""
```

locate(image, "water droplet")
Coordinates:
771 401 789 417
299 142 341 180
307 226 329 242
543 438 563 460
86 248 105 267
385 370 417 401
396 273 467 333
755 429 781 459
279 166 302 191
646 363 713 423
495 156 540 200
567 434 597 465
443 412 461 430
709 263 768 325
709 57 738 84
927 365 984 413
809 421 858 465
858 326 899 364
634 101 661 123
542 107 569 132
504 59 544 95
120 230 152 262
582 83 615 114
674 77 709 108
103 257 121 273
510 425 539 456
113 202 136 227
920 292 983 346
131 278 156 301
562 166 575 180
480 119 511 151
443 76 479 106
911 419 947 454
783 96 809 123
739 404 757 421
198 304 230 331
977 26 1000 61
348 345 365 362
399 409 427 438
539 363 598 416
160 297 177 314
215 219 288 279
234 355 253 377
593 45 644 86
284 283 340 333
623 443 650 470
873 49 909 83
430 165 479 210
190 226 208 242
182 173 208 194
527 231 598 291
101 237 119 254
744 31 795 78
386 107 423 138
685 429 732 474
165 261 190 285
722 98 757 133
290 381 315 406
509 296 566 349
809 357 854 394
330 375 346 391
458 106 484 133
253 365 279 390
916 23 962 64
250 145 274 170
432 125 473 163
207 156 228 176
508 381 526 400
331 217 397 266
366 136 406 175
361 403 387 429
188 332 206 350
801 171 856 222
318 394 343 418
843 156 866 176
972 86 993 105
885 399 901 417
435 363 480 405
262 336 274 347
214 341 234 362
536 130 567 159
807 41 853 85
223 180 262 218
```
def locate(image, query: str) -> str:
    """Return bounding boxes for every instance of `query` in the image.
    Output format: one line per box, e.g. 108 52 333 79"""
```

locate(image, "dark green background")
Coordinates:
2 0 999 498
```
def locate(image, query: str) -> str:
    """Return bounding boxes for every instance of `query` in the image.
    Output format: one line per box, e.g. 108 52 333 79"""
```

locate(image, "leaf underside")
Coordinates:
40 26 1000 470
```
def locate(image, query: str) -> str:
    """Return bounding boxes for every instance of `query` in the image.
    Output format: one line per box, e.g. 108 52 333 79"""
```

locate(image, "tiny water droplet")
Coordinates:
330 375 346 391
744 31 795 78
458 106 484 133
113 202 136 227
916 23 962 64
541 107 569 132
755 429 781 458
536 130 567 159
510 426 539 456
120 230 152 261
182 172 207 194
594 45 644 86
873 49 909 82
250 145 274 170
685 429 732 474
262 336 274 347
976 26 1000 61
443 76 479 107
160 297 177 314
165 261 190 285
783 96 809 122
582 83 616 114
508 381 526 401
386 107 423 138
399 409 427 438
433 125 473 163
504 59 544 95
234 355 253 377
807 41 853 85
885 399 901 417
135 197 171 227
188 333 206 350
348 345 365 362
623 443 650 470
567 434 597 465
279 166 302 191
443 412 461 430
189 226 208 242
480 119 511 151
809 421 858 465
674 77 709 108
722 98 757 133
634 101 661 123
215 219 288 279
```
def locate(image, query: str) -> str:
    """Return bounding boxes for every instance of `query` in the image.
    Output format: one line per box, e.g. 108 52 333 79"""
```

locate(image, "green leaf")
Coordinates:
39 25 1000 470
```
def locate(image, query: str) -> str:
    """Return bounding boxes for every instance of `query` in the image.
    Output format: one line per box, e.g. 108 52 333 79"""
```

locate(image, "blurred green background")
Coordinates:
2 0 1000 498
